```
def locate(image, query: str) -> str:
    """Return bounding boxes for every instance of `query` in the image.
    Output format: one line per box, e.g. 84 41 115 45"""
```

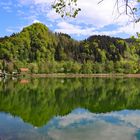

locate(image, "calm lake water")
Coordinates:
0 77 140 140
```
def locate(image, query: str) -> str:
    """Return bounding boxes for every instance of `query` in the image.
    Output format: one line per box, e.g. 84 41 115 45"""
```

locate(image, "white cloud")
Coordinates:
109 110 140 128
55 21 96 36
48 122 136 140
19 0 53 5
19 0 134 26
54 21 138 37
117 22 140 35
54 21 140 37
0 1 13 12
46 109 140 130
47 10 61 21
2 6 12 12
6 26 23 33
76 0 116 27
47 109 139 140
52 0 139 37
57 112 95 127
14 0 140 38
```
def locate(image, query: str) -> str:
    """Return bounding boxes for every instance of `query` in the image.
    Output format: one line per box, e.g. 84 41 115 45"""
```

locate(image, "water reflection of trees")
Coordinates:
0 78 140 127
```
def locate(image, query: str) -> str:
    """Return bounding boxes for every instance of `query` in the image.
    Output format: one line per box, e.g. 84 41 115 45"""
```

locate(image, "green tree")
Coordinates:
81 61 93 74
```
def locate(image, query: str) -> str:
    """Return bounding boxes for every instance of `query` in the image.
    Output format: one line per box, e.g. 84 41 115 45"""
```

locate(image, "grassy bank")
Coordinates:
29 73 140 78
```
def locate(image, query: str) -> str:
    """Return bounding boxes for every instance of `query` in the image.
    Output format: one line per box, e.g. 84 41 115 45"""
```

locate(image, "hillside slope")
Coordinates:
0 23 140 74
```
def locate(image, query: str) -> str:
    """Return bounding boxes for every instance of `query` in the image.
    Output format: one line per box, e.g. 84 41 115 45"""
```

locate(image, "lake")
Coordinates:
0 77 140 140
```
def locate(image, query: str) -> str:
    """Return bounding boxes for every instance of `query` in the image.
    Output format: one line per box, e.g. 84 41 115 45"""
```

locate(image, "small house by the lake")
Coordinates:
20 68 29 74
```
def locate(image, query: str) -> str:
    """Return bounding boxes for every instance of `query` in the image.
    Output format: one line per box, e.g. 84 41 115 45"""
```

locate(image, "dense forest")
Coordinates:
0 22 140 74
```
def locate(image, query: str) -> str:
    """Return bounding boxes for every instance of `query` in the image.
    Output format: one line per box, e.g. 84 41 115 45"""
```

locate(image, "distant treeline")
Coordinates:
0 23 140 74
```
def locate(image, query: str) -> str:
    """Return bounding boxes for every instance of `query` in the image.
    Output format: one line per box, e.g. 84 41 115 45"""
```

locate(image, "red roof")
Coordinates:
20 68 29 72
20 79 29 84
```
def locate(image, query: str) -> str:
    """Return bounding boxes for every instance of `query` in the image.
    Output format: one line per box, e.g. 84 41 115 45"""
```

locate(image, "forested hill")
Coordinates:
0 22 140 74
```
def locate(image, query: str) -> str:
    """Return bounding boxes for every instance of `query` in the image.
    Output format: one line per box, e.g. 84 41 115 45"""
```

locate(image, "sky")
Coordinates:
0 0 140 40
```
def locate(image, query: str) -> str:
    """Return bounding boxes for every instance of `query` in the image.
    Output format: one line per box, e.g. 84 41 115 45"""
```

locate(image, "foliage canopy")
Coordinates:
0 23 140 74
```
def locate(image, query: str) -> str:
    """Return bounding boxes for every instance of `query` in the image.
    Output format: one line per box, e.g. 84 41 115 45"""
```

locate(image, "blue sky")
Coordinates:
0 0 140 40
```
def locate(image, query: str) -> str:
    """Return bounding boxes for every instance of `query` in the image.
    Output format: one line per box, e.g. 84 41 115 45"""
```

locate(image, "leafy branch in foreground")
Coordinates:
52 0 81 17
52 0 140 22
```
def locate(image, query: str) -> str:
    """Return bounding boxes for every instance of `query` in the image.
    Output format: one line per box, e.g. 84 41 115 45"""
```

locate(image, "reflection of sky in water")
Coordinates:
0 109 140 140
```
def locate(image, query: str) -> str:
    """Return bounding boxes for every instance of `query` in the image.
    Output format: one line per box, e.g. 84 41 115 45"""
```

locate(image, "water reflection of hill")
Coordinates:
0 78 140 127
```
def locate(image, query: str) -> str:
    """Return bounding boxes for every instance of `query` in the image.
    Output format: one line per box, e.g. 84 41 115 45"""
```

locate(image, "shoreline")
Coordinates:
2 73 140 78
29 73 140 78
